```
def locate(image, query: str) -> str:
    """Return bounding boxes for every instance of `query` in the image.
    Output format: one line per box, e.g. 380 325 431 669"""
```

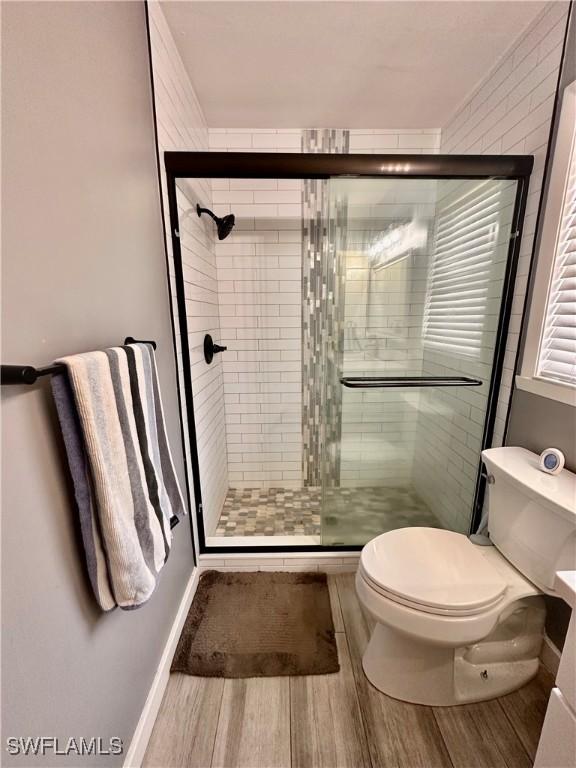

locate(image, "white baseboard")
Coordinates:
123 566 200 768
540 633 561 678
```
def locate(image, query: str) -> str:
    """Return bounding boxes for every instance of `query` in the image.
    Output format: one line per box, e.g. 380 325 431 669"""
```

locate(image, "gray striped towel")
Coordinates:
53 343 186 610
123 343 186 546
51 373 116 611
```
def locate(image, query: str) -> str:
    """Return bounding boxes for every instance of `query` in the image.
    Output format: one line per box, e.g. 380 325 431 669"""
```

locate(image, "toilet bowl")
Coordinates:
355 447 576 707
356 528 545 705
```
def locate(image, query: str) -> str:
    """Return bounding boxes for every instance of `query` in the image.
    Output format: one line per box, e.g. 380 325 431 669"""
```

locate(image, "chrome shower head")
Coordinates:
196 204 236 240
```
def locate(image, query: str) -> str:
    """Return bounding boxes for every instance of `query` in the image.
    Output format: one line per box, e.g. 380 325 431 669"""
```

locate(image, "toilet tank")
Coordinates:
482 447 576 594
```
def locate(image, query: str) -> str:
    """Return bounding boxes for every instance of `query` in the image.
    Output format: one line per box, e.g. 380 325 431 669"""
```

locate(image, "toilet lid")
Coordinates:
360 528 507 614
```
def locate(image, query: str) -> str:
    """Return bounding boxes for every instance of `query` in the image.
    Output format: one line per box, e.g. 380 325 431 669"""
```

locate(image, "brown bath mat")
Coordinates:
171 571 339 678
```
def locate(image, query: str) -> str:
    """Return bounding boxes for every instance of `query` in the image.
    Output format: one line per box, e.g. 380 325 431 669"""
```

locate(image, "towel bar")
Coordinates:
340 375 483 388
1 338 157 385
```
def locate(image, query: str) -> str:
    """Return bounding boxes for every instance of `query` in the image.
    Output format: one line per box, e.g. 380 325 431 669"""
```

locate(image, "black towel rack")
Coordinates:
1 338 157 386
1 336 179 530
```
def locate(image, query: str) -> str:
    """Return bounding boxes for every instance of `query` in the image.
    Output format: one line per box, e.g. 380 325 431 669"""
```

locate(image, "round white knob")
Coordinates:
539 448 565 475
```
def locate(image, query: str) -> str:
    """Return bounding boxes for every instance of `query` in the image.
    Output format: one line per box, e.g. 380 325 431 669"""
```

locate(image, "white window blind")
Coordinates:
538 128 576 386
424 181 502 358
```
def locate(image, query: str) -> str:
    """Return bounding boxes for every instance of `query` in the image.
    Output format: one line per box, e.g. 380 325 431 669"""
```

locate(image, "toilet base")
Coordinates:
363 612 543 706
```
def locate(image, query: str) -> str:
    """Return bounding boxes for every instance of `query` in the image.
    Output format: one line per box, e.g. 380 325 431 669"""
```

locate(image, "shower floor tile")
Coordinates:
215 487 322 537
214 485 440 540
322 485 441 545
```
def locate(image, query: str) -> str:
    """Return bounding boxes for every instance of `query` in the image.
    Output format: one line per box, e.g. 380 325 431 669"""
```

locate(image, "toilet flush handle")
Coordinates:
481 470 495 485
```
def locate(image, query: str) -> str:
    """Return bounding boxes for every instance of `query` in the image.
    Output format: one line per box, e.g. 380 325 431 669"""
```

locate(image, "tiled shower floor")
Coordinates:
214 485 440 541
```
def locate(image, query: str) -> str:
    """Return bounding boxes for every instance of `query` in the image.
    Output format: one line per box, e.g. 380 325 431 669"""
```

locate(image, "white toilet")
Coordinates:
356 446 576 706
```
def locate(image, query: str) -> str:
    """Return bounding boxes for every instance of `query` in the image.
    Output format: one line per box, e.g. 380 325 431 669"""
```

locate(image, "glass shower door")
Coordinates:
320 177 518 546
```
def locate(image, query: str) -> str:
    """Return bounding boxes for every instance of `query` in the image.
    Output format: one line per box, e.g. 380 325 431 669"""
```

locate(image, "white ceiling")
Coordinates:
162 1 547 129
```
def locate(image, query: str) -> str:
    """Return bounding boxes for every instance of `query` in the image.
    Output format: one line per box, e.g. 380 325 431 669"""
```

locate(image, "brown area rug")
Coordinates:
171 571 339 678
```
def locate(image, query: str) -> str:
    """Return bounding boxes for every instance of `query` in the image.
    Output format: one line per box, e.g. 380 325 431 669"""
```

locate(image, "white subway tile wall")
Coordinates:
148 5 229 537
198 553 360 573
414 2 569 531
349 129 442 154
209 129 441 488
208 129 304 488
176 185 229 535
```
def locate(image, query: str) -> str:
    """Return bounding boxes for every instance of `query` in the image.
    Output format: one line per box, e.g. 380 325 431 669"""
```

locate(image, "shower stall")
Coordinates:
165 152 531 553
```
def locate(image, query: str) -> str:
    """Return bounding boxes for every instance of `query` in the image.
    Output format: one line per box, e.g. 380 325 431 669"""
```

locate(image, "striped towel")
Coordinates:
52 343 186 610
123 343 186 545
51 373 116 611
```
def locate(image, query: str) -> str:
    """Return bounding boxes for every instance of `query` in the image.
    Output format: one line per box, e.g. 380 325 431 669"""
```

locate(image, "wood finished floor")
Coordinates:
143 574 553 768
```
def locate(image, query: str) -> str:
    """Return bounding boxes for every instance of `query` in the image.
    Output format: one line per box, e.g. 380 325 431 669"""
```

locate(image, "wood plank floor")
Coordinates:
143 574 553 768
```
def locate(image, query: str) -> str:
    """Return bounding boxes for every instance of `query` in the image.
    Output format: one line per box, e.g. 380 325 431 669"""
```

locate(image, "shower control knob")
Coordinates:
204 334 227 364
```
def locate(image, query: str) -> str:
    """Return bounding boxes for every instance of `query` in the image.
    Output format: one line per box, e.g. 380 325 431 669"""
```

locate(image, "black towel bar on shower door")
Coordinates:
340 376 483 388
0 337 157 385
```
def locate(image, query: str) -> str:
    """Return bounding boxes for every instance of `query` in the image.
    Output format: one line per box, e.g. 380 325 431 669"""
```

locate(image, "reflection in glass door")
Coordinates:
320 177 518 546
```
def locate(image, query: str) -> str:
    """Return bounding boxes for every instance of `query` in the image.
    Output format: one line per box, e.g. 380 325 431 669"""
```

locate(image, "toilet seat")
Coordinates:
358 566 506 616
360 527 507 617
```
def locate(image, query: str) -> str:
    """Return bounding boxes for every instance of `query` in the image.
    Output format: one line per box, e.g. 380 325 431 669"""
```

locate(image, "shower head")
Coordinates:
196 204 236 240
216 213 236 240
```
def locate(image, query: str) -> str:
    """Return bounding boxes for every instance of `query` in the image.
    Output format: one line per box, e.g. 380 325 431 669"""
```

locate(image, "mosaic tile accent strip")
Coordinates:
214 485 441 541
302 129 350 487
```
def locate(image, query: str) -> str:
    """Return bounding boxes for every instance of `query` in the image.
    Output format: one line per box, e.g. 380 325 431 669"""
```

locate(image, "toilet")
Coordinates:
356 446 576 706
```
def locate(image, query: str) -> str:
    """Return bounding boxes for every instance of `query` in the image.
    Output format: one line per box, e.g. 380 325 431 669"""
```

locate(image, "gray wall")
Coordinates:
507 390 576 472
1 2 194 764
506 5 574 652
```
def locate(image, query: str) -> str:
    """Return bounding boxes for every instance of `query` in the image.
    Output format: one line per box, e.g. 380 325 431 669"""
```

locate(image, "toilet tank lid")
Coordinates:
482 447 576 523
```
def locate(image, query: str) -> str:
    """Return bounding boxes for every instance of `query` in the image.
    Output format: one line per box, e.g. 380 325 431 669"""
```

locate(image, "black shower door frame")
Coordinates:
165 152 532 554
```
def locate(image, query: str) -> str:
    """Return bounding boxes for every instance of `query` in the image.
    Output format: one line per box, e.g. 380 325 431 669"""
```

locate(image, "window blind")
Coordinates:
424 181 502 358
538 129 576 386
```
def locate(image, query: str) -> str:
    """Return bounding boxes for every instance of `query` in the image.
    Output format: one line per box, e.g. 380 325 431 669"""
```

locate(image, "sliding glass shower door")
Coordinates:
320 177 518 546
165 150 530 552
